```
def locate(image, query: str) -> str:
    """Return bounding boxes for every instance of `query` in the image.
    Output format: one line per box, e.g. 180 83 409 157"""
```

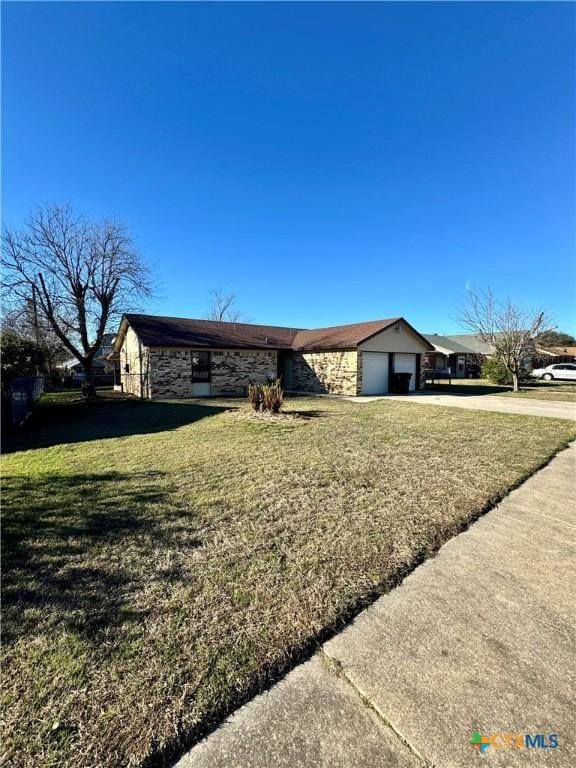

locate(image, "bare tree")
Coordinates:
2 203 151 396
459 287 551 391
205 288 247 323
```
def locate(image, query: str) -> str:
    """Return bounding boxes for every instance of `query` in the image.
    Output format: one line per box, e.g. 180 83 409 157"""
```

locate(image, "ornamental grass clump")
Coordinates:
262 379 284 413
248 380 283 413
248 383 264 412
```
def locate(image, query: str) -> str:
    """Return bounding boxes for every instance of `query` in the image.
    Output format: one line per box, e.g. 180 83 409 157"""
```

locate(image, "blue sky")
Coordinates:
2 1 575 334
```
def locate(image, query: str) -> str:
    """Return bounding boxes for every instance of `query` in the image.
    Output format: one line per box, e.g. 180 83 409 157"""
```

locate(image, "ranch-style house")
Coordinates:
112 313 434 399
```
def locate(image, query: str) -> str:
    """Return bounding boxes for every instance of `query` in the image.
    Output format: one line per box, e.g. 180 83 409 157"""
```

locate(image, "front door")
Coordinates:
455 354 466 378
278 351 292 389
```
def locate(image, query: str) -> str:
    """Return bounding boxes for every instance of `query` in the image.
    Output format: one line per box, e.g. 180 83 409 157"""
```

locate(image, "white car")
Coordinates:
530 363 576 381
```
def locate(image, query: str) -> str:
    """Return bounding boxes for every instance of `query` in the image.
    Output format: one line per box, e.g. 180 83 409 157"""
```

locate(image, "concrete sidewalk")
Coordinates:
351 392 576 420
176 444 576 768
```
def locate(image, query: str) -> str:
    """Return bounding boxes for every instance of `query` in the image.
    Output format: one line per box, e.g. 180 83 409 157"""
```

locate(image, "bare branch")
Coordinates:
205 288 247 323
1 203 153 395
458 287 552 391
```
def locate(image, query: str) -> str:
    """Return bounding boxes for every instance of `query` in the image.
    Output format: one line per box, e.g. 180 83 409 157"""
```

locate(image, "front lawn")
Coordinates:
504 383 576 401
428 378 576 402
2 394 575 767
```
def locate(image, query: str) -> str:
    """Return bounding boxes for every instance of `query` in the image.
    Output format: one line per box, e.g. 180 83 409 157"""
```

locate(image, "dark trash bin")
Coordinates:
390 372 412 394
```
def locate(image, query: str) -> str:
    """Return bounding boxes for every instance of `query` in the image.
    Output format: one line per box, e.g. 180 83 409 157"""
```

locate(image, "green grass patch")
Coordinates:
2 393 575 767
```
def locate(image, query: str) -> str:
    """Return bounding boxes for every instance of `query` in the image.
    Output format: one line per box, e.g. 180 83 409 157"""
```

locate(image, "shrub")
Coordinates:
0 332 46 386
262 379 283 413
481 358 530 385
248 383 264 412
247 380 284 414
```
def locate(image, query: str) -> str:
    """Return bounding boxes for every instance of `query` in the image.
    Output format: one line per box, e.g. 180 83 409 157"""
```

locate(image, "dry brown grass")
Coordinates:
504 383 576 402
429 379 576 402
2 393 574 767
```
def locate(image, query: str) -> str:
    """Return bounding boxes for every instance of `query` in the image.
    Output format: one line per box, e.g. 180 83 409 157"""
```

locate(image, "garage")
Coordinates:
394 353 417 391
362 352 389 394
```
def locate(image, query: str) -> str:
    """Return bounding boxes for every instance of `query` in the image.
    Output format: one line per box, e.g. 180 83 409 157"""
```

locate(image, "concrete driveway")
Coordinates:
351 391 576 420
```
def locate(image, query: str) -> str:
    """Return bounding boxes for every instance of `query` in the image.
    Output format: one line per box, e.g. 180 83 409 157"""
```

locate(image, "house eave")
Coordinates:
142 341 291 351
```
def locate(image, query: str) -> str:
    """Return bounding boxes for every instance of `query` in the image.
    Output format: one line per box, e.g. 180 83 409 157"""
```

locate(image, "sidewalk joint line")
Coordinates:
318 649 435 767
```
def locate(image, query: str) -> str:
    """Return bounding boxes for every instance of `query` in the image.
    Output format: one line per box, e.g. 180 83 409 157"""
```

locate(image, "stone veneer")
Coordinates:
211 349 278 395
291 349 360 396
133 347 279 399
148 348 193 398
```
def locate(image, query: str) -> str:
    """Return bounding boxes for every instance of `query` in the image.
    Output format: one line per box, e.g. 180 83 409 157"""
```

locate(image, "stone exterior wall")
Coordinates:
356 350 363 395
211 349 278 395
290 349 359 396
135 346 279 399
418 354 425 390
120 325 150 398
149 348 194 398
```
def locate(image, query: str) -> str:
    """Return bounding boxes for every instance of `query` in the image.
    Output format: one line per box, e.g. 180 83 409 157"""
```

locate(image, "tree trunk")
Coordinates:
511 371 519 392
82 360 97 399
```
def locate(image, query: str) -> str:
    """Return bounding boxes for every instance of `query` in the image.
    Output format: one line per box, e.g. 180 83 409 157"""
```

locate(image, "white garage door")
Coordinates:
394 353 417 391
362 352 389 395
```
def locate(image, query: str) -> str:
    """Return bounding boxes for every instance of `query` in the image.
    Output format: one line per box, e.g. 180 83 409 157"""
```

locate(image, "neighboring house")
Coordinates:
540 346 576 363
59 333 117 378
112 314 433 399
440 333 494 356
423 334 483 378
445 333 576 369
424 332 575 375
61 356 108 378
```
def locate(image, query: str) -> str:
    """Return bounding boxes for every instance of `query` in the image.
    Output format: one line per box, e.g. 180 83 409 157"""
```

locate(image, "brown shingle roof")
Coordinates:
116 314 432 352
543 346 576 356
292 318 400 350
122 314 299 349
